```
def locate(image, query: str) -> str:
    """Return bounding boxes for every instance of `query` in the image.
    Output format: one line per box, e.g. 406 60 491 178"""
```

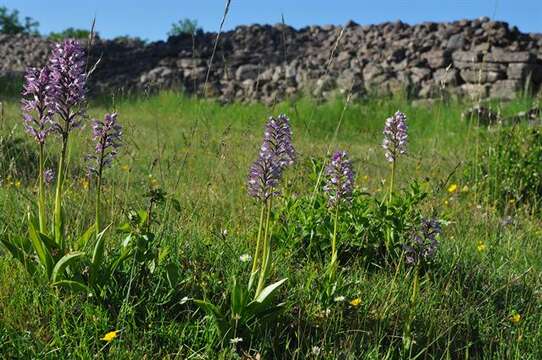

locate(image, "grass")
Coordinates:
1 90 541 358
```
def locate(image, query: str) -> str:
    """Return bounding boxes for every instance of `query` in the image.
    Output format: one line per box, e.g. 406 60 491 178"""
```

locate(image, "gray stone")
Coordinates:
313 75 336 96
490 80 523 99
447 33 465 50
484 49 536 63
409 67 432 82
235 64 260 81
459 83 490 99
1 19 542 103
507 63 542 82
459 68 504 83
433 68 460 86
422 50 451 69
418 82 441 98
336 69 363 93
176 58 204 68
452 51 483 63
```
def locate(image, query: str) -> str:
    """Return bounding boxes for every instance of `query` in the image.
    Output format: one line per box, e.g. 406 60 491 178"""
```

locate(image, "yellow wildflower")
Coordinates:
477 241 487 252
447 183 458 193
363 175 369 181
510 312 521 325
350 298 362 307
14 180 21 188
101 330 119 342
444 199 449 206
121 164 130 172
81 178 89 190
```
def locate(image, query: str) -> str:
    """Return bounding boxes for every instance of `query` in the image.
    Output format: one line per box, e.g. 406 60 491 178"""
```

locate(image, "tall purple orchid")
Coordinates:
382 111 408 204
382 111 409 254
48 39 88 246
87 113 123 235
21 66 54 232
21 67 54 145
323 150 355 279
403 218 442 266
382 111 408 163
247 114 295 201
48 39 87 135
248 114 295 298
87 113 123 177
324 151 355 208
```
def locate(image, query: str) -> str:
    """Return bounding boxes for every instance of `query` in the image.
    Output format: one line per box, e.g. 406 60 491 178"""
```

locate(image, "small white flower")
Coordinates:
230 337 243 345
222 229 228 236
334 296 345 302
311 346 321 355
239 254 252 263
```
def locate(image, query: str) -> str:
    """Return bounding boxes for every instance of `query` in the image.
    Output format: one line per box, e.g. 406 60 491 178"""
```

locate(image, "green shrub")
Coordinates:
0 6 39 35
275 158 429 267
466 125 542 212
48 27 95 41
167 18 202 37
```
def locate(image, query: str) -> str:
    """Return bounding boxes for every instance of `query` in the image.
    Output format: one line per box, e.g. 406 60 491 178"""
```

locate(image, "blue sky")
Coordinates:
3 1 542 40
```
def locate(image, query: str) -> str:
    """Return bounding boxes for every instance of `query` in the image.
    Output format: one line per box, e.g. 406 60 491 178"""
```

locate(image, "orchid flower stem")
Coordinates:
95 146 105 237
328 205 339 280
38 144 46 233
250 204 266 278
95 175 102 237
389 158 396 204
386 158 396 254
255 196 273 299
54 136 68 248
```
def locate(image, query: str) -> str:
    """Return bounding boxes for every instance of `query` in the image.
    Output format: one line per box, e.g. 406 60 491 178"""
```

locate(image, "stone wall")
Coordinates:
1 17 542 103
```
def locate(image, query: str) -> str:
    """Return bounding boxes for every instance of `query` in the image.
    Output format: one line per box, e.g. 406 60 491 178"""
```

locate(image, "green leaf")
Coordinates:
109 250 132 274
38 232 58 252
0 238 37 275
51 252 85 282
91 225 110 270
158 245 170 265
194 299 230 336
253 278 287 304
77 224 96 249
122 234 133 248
170 198 182 212
52 280 92 294
28 217 53 278
137 210 149 227
165 263 179 289
117 222 131 233
230 277 247 319
194 299 223 319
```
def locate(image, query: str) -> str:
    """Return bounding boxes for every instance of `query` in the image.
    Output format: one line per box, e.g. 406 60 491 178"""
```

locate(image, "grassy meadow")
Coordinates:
1 90 542 359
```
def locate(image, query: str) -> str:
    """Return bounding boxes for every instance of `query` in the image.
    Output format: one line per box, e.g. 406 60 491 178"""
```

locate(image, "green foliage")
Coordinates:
0 130 38 182
0 74 23 98
195 277 287 343
1 94 541 357
467 125 542 212
0 6 39 35
276 157 428 266
48 27 94 41
168 18 202 37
